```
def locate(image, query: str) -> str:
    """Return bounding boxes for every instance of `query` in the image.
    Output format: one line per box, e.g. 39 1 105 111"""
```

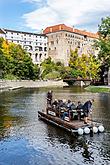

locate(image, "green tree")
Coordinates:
40 57 55 79
0 38 40 80
69 50 100 79
97 16 110 65
40 57 69 79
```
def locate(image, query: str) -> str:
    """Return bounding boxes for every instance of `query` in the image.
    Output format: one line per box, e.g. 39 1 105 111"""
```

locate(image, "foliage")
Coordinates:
40 57 68 79
40 57 55 78
69 49 100 79
4 74 18 80
0 38 39 80
98 17 110 38
71 69 82 78
44 71 61 80
96 16 110 66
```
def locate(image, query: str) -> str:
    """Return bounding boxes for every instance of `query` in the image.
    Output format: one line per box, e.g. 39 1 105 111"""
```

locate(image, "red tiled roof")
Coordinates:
43 24 98 39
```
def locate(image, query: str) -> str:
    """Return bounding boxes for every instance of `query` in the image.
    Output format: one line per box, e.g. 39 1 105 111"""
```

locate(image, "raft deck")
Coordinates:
38 111 101 135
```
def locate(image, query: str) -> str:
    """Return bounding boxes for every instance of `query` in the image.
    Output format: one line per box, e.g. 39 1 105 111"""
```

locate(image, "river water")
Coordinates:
0 87 110 165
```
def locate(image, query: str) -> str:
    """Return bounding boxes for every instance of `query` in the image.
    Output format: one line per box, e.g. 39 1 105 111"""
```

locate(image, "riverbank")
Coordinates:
85 85 110 93
0 80 68 92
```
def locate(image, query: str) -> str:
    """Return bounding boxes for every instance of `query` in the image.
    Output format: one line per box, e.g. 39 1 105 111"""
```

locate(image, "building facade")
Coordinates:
43 24 99 66
0 28 48 65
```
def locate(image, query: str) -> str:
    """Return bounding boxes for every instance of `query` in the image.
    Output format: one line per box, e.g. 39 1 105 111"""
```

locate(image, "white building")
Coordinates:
0 28 48 65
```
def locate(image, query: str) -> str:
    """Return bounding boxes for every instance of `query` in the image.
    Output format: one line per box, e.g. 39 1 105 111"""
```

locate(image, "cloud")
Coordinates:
22 0 110 32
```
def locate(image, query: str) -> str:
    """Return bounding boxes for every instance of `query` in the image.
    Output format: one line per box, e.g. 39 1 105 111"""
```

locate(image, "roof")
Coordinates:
43 24 99 39
0 28 6 34
3 28 46 37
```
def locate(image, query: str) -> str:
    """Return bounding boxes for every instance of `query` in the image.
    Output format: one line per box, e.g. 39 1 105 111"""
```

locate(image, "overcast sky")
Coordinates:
0 0 110 33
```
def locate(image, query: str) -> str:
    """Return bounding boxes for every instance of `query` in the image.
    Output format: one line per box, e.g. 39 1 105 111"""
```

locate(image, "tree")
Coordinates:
97 16 110 66
69 49 100 79
40 57 69 79
0 38 40 80
40 57 55 79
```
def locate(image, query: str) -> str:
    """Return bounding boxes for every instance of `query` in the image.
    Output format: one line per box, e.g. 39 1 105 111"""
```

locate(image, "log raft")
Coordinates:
38 110 105 135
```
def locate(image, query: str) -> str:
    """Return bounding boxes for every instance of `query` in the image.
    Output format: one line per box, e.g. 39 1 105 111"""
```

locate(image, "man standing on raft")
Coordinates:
83 99 94 124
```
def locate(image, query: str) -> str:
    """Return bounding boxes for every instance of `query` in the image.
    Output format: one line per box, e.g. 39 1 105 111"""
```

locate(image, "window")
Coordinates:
51 41 54 45
39 53 42 59
35 53 38 62
39 47 42 51
44 47 47 51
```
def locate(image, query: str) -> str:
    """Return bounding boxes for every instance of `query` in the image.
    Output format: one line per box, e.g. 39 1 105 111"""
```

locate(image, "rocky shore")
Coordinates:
0 80 68 92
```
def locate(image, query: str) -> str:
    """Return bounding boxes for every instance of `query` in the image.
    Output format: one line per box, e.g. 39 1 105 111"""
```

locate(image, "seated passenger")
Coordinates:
71 102 77 110
52 99 58 107
66 100 73 110
52 99 59 116
76 101 83 120
62 110 69 120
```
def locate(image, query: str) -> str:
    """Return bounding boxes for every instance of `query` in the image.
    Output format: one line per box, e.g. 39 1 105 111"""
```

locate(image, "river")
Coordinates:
0 87 110 165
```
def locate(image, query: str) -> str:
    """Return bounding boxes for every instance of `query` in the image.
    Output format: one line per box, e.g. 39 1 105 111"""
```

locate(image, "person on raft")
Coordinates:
83 99 94 124
47 90 53 106
76 101 83 120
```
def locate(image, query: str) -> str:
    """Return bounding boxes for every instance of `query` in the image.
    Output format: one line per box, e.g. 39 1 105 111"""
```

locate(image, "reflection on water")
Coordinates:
0 87 110 165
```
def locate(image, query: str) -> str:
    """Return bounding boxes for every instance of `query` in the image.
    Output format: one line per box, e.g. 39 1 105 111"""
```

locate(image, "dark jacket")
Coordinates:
83 101 92 113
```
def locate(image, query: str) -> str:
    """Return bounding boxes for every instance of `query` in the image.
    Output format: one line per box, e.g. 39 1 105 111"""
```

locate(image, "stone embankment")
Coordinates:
0 80 68 91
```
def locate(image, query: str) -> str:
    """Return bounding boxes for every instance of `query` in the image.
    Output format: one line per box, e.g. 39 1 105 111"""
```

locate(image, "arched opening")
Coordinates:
35 53 38 62
24 45 33 51
39 53 42 60
28 53 32 57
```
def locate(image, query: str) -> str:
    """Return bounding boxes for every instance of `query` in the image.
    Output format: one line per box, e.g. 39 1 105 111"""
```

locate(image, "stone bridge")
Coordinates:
63 78 91 86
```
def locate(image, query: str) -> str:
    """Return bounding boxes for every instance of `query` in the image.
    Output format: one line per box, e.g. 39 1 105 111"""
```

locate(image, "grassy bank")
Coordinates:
85 86 110 93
